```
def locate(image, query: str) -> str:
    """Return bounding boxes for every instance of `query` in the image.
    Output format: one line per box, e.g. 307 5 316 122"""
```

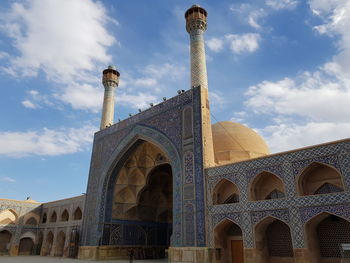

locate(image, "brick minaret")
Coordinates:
185 5 215 167
100 66 120 130
185 5 208 89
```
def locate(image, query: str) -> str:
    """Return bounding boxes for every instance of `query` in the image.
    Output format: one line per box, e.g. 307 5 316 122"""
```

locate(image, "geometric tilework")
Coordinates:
206 139 350 249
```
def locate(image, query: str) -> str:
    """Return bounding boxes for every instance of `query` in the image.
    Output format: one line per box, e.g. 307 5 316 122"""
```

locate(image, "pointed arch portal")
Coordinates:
102 139 174 259
305 213 350 263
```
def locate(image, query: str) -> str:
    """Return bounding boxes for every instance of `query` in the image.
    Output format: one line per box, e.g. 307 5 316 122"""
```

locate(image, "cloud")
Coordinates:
230 4 266 30
143 63 185 81
58 83 103 112
266 0 298 10
0 125 96 158
22 100 37 109
242 1 350 153
0 0 116 111
226 33 261 54
207 38 224 52
245 68 350 122
262 122 350 153
117 92 157 110
206 33 261 55
134 78 157 87
1 177 16 183
209 91 227 109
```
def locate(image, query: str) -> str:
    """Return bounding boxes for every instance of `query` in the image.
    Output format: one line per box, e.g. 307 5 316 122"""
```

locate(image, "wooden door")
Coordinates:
231 240 244 263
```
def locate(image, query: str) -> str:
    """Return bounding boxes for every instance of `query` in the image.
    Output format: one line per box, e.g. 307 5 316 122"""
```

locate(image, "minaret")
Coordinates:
100 65 120 130
185 4 208 89
185 5 215 167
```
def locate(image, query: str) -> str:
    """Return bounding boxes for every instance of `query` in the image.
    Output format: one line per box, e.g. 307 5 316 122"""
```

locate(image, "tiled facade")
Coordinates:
0 195 84 257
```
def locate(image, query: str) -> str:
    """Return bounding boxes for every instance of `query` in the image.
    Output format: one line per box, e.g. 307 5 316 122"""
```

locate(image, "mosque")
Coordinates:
0 5 350 263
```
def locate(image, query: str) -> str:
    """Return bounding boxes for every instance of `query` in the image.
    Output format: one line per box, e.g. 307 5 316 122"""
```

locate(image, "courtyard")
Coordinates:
0 256 168 263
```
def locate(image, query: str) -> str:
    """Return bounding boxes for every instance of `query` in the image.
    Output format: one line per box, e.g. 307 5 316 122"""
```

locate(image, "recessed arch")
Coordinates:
61 209 69 222
73 207 82 220
55 231 66 257
305 212 350 263
254 216 294 262
297 162 344 196
50 211 57 222
25 217 38 225
0 230 12 253
42 213 47 223
43 231 54 256
250 172 286 201
212 178 240 205
103 137 174 257
18 237 34 255
92 125 183 249
0 209 18 224
214 218 243 263
36 231 43 255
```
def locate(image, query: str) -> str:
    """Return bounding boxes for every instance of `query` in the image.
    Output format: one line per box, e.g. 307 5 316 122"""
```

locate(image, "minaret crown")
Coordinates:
185 5 207 33
102 65 120 88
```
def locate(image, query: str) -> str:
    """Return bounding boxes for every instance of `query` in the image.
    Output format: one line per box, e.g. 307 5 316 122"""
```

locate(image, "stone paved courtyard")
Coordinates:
0 256 168 263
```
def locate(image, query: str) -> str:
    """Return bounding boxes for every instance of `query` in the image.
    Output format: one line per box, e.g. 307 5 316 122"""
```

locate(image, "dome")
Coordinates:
212 121 270 165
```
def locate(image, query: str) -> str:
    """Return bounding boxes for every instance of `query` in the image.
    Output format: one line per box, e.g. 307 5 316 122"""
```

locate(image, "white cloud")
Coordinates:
22 89 55 109
266 0 298 10
243 1 350 152
0 51 10 59
206 33 261 55
134 78 157 87
262 122 350 153
117 92 157 110
207 38 224 52
58 83 103 112
0 0 116 111
22 100 37 109
1 177 16 183
0 125 96 158
247 9 266 30
143 63 185 81
230 4 266 30
209 91 227 109
226 33 261 54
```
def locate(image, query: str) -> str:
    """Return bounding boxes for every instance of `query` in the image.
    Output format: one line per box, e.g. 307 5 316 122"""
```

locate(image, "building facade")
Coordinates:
1 5 350 263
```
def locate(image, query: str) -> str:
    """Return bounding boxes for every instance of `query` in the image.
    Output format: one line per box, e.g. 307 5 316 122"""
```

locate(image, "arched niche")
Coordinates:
137 164 173 223
298 162 344 196
183 106 193 139
25 217 38 225
212 179 240 205
18 237 34 255
55 231 65 257
105 139 173 256
0 209 18 224
112 140 171 221
214 219 243 263
23 212 40 226
50 211 57 222
98 125 183 249
42 213 47 224
61 209 69 222
250 172 286 201
305 212 350 263
36 232 43 255
0 230 12 253
43 231 54 256
73 207 82 220
254 217 294 263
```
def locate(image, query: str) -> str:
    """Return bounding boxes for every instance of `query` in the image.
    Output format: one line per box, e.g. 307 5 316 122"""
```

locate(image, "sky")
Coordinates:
0 0 349 202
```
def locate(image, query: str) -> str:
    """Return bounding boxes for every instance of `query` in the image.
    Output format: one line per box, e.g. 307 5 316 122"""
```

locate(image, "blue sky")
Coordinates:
0 0 349 202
